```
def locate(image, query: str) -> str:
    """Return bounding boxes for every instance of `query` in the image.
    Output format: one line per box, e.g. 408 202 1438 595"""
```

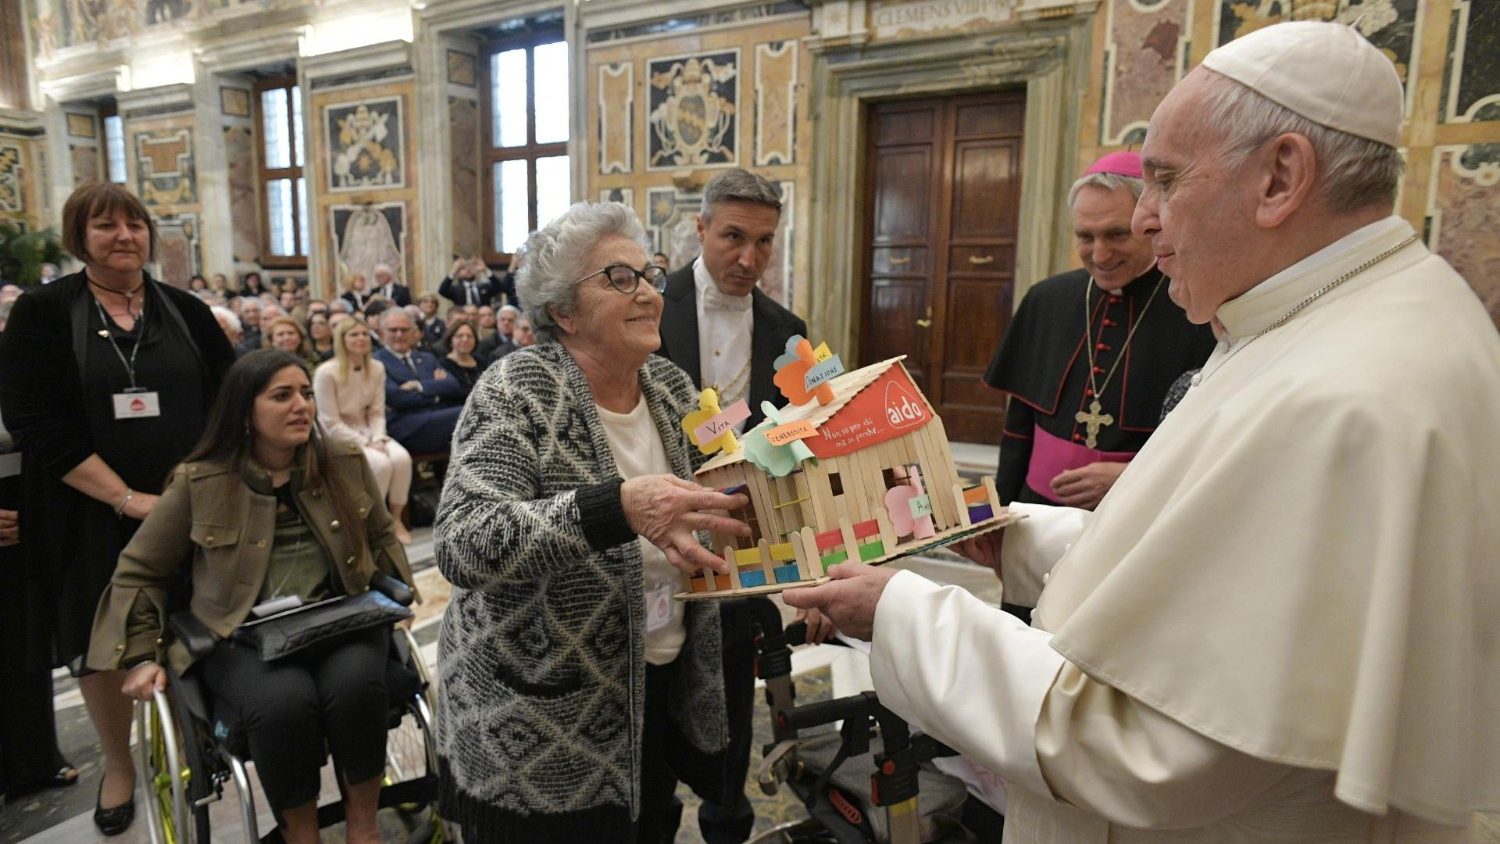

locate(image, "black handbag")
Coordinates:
233 589 412 661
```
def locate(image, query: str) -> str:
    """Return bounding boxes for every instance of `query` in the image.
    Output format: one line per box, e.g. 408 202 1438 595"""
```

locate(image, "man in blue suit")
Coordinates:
374 309 465 454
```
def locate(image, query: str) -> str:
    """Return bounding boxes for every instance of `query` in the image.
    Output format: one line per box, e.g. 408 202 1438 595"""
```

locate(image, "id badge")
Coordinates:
645 583 676 634
112 390 161 420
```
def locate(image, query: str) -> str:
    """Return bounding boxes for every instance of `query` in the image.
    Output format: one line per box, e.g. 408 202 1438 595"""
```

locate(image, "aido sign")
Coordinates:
806 364 932 458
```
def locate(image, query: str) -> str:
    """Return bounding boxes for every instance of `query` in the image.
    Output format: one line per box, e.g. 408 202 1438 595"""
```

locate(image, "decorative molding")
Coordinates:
37 67 129 104
194 29 305 75
302 40 413 84
582 2 807 44
597 62 634 175
118 84 196 116
754 40 798 165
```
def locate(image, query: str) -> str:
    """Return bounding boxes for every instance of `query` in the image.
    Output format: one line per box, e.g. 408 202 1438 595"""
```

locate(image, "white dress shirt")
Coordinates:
692 256 755 408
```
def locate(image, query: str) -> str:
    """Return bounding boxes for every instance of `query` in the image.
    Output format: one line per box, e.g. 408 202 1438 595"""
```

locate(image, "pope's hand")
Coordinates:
621 475 749 576
1049 461 1127 510
782 563 899 641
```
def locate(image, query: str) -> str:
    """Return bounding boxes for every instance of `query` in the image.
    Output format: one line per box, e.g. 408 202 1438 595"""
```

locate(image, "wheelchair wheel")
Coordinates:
136 689 210 844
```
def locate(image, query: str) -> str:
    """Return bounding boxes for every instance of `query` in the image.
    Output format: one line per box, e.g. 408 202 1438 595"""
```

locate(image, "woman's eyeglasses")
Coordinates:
573 264 668 295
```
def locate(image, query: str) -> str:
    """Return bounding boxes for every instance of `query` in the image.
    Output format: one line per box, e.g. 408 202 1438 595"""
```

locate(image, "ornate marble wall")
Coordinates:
220 85 260 266
1076 0 1500 328
585 9 813 311
445 44 481 259
125 110 201 285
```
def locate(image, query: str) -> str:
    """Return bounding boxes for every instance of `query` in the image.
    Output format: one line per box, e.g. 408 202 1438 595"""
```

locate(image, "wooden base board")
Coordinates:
676 510 1025 601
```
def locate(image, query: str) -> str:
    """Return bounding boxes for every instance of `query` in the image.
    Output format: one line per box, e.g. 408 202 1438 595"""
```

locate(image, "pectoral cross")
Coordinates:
1074 400 1114 449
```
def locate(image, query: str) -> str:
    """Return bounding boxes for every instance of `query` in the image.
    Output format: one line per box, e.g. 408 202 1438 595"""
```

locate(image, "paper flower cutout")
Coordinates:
681 389 742 456
742 402 816 478
773 335 836 407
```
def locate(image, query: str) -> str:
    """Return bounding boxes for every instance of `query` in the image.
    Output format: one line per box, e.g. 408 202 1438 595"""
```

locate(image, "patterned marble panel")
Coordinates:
447 50 476 87
331 202 407 289
134 126 197 207
1216 0 1421 115
324 97 405 191
645 182 794 307
754 41 798 165
599 187 635 207
66 112 95 138
1427 144 1500 329
224 125 259 263
70 143 99 186
598 62 634 175
1102 0 1189 145
648 50 739 171
1441 0 1500 123
0 143 23 212
220 87 251 118
154 213 200 287
449 97 481 256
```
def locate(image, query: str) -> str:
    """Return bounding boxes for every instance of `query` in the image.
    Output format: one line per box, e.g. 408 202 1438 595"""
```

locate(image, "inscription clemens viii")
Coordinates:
870 0 1017 38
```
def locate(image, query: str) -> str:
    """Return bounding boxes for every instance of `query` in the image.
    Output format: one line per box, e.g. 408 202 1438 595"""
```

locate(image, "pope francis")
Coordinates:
785 21 1500 843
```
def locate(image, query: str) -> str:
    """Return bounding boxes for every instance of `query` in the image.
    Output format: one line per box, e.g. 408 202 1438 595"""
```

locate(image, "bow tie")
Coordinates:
702 285 752 312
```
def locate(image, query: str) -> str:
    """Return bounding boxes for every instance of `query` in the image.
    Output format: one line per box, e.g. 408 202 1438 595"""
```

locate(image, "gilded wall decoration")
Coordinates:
1215 0 1421 114
220 87 251 118
1442 0 1499 123
70 143 100 186
647 50 739 170
66 112 96 138
598 62 634 174
224 125 259 262
1101 0 1189 145
645 181 793 305
324 97 404 191
153 213 200 287
447 50 477 87
331 202 406 288
28 0 240 55
754 41 797 165
1427 144 1500 327
134 127 197 207
0 144 23 212
449 97 481 256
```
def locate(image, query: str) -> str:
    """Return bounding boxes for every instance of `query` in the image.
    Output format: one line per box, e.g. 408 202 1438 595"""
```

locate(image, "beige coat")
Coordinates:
87 439 416 674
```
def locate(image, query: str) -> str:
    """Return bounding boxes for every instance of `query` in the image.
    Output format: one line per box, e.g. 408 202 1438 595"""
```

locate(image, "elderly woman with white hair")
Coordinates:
433 202 748 842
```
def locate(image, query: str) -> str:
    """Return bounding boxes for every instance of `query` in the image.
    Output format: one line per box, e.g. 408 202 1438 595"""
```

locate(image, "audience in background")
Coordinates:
341 273 371 311
439 319 487 395
417 293 446 348
372 264 411 307
210 305 243 346
308 312 335 361
235 297 263 355
438 257 495 307
263 315 316 369
374 310 464 457
514 314 536 348
238 271 266 297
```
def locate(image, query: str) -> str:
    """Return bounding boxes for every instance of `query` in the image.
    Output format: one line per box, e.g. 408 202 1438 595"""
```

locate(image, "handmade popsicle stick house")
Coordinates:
683 354 1006 597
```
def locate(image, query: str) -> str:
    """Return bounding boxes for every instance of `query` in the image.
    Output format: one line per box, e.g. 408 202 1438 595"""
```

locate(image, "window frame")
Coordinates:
253 75 308 270
479 28 569 266
100 103 127 185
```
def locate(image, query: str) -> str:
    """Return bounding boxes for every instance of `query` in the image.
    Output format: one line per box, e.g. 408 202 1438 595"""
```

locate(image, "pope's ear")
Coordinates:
1254 132 1318 229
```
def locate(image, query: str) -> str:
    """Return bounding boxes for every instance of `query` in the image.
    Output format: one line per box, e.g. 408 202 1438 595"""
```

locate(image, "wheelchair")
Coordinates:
744 603 1002 844
133 574 448 843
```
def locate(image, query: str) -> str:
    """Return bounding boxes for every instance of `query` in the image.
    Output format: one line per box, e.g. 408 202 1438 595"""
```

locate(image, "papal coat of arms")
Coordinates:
326 99 404 191
648 51 739 170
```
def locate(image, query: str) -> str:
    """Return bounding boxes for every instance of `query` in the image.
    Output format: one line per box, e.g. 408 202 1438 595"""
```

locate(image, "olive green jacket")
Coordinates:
87 438 417 674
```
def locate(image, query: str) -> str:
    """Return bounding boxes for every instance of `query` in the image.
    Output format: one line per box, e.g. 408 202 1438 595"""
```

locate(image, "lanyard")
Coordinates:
93 294 147 390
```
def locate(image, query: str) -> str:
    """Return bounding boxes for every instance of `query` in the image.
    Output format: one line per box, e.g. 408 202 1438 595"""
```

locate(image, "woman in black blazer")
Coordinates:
0 183 234 835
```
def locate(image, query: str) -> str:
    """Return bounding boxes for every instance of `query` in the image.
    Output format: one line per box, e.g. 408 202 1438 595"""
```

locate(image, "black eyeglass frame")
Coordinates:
571 263 668 295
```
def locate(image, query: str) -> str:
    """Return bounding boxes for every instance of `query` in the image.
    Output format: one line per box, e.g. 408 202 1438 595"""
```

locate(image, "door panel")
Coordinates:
860 91 1024 444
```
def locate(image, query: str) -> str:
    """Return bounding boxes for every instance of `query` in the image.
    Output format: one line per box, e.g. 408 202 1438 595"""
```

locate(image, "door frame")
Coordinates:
804 16 1095 363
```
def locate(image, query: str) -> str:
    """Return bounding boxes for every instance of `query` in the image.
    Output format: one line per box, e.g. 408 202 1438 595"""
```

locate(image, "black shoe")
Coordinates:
94 778 136 836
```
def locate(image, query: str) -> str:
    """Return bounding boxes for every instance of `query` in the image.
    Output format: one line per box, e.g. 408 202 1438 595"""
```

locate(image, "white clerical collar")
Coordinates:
1216 216 1415 341
693 256 753 312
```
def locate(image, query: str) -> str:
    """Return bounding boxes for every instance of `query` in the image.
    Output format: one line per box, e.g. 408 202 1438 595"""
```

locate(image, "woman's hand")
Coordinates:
0 508 19 547
120 492 160 522
621 475 749 576
797 606 836 644
951 529 1005 578
121 662 168 701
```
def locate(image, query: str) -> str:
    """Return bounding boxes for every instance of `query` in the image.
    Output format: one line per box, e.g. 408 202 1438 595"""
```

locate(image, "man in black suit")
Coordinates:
370 263 412 307
437 257 497 308
655 168 813 843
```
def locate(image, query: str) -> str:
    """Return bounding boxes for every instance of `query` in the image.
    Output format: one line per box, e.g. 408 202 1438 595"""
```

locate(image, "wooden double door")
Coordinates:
858 90 1025 445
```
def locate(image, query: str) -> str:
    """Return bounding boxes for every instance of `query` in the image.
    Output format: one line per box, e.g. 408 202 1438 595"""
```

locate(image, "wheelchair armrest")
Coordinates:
370 573 414 607
167 611 217 661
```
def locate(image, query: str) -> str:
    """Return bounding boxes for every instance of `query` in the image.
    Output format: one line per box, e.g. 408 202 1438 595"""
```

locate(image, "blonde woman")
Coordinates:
312 319 412 544
261 315 315 367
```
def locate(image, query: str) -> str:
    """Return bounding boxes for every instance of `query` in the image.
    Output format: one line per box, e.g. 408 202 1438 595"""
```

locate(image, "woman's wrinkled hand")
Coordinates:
621 475 749 576
0 508 19 547
797 606 836 644
121 661 168 701
120 493 160 522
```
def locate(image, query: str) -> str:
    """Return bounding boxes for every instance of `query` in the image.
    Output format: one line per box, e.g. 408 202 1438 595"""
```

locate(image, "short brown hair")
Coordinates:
61 183 157 263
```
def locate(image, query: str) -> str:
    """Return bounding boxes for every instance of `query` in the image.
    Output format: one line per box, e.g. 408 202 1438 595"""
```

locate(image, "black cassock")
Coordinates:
983 267 1215 505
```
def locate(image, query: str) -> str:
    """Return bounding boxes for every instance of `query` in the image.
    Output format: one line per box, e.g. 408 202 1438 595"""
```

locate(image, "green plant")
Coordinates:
0 217 64 285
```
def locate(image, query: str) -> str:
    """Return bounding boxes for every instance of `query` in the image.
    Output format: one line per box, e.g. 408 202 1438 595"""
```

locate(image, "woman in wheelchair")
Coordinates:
86 349 418 844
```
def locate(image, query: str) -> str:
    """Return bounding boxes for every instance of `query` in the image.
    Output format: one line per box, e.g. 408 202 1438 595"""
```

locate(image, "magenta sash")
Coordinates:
1025 424 1135 503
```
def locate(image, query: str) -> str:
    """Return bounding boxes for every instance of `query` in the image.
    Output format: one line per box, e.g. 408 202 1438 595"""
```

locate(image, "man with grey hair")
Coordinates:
373 308 465 455
786 22 1500 841
371 262 411 306
655 167 809 843
233 295 263 356
209 304 243 346
982 150 1213 525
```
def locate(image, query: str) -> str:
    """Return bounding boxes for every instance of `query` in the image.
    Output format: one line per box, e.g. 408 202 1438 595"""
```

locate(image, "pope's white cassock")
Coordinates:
870 217 1500 842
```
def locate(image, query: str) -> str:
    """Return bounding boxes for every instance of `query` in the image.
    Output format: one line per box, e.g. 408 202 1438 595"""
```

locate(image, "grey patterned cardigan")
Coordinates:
433 341 726 835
